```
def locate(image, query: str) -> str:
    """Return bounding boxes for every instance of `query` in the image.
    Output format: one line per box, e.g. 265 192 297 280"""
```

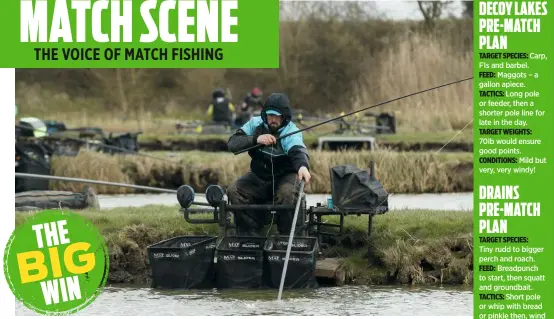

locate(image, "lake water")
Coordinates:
15 285 473 316
97 192 474 211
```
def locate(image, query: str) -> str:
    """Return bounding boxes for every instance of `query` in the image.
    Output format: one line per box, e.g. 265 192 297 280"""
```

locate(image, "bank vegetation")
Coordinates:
136 131 474 153
15 206 473 286
49 149 473 194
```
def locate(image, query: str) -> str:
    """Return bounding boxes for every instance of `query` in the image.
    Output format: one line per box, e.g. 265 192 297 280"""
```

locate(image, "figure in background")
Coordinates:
206 88 235 127
235 87 264 127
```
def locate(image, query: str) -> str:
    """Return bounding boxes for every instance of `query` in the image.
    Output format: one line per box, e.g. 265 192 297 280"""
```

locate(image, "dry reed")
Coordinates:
49 149 472 194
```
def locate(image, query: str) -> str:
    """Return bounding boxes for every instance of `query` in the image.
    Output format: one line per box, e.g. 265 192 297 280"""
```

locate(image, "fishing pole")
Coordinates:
233 77 473 155
15 172 178 193
277 179 306 301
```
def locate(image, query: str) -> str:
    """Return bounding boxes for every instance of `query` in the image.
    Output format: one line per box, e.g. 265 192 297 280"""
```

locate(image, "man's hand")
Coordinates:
257 134 276 145
298 166 311 183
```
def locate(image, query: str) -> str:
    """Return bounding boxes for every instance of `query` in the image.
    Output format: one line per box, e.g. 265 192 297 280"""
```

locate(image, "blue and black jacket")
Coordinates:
227 93 310 181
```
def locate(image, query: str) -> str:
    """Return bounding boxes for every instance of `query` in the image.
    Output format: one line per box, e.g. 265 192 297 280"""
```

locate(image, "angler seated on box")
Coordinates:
226 93 311 236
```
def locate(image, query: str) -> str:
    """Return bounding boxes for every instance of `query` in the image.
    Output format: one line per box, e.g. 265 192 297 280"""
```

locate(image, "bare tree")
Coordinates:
417 1 454 28
88 69 152 114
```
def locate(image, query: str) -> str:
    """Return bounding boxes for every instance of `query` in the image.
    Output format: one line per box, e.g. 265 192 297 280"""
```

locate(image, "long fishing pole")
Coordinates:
277 179 306 301
233 77 473 155
15 172 178 193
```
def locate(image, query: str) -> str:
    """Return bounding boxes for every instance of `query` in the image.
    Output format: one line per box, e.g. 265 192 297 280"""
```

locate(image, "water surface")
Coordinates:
15 285 473 316
98 192 473 211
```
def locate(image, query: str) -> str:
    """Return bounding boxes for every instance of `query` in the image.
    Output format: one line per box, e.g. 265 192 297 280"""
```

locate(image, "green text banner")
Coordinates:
474 1 553 319
0 0 280 68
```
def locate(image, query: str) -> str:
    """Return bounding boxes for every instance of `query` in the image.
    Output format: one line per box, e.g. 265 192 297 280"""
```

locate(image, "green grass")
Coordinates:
15 206 474 286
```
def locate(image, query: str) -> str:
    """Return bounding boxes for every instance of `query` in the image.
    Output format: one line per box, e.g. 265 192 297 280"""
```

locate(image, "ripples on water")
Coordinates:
16 285 473 316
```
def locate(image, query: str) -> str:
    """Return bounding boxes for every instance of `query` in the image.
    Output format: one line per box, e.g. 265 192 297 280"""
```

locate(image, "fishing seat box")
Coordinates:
147 235 217 289
263 236 319 289
215 236 267 289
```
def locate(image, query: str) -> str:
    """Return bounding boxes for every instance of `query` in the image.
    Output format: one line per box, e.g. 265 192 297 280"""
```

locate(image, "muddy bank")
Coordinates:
325 230 473 285
138 138 473 153
105 226 473 287
106 222 473 287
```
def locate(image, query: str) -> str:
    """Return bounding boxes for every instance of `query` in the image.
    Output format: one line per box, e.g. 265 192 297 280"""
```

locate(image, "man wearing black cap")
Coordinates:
206 88 235 127
227 93 311 236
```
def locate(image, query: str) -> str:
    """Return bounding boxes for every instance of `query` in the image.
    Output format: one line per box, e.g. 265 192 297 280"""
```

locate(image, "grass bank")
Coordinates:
49 150 473 194
14 206 473 286
137 131 474 153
